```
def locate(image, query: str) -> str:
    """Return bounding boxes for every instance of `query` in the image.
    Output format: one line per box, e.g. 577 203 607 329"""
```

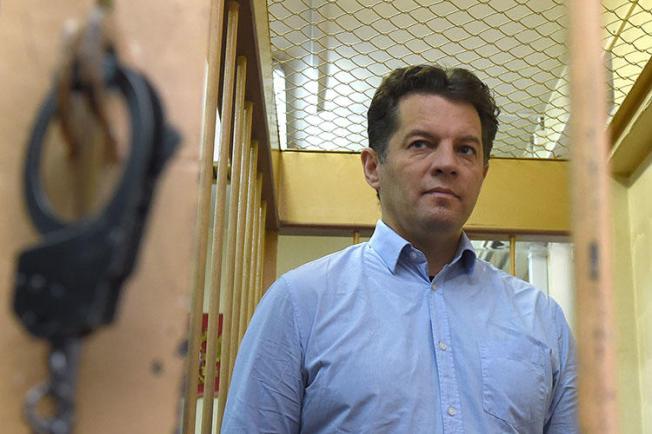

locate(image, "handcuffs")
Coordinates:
12 7 179 434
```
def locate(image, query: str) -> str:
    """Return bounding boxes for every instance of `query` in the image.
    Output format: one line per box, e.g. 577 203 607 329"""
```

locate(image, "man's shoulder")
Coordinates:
259 243 368 326
474 258 540 294
475 258 570 326
285 242 364 278
274 242 367 295
475 258 565 313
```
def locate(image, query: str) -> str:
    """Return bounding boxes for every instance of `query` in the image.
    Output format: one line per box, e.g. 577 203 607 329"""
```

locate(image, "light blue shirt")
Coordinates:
222 220 578 433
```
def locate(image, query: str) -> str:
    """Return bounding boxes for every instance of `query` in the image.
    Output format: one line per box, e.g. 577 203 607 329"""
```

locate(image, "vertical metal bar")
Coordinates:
568 0 619 431
352 230 360 245
213 89 250 432
182 0 225 432
246 175 264 325
238 143 259 344
198 4 241 433
509 235 516 276
226 140 254 384
256 202 269 303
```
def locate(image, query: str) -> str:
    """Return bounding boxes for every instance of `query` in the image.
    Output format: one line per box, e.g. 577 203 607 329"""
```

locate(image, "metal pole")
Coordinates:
246 175 264 325
509 235 516 276
256 202 268 303
568 0 619 431
226 140 253 384
181 0 225 432
215 82 251 430
199 4 241 433
238 143 259 344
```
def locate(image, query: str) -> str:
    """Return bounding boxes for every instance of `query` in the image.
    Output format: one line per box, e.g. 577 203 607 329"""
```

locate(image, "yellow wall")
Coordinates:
279 151 570 235
277 235 368 276
612 178 643 434
627 155 652 432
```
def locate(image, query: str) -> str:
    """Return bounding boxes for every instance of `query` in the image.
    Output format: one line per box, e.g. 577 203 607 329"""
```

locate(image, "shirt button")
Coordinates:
410 251 417 260
438 341 448 351
447 406 457 416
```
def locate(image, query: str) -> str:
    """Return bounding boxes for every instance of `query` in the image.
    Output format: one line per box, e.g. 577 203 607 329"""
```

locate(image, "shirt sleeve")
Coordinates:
221 276 305 433
544 303 579 433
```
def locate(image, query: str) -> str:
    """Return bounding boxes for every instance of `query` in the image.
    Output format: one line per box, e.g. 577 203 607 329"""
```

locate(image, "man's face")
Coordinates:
362 93 488 243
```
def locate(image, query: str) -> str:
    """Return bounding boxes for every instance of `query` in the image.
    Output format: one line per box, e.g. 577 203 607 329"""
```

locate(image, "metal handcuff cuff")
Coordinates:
13 49 179 433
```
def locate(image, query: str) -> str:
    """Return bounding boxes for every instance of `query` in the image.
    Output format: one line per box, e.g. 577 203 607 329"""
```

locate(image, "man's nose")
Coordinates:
429 144 458 176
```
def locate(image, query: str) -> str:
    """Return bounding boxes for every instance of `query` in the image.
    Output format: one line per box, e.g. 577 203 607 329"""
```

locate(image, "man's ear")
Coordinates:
361 147 381 191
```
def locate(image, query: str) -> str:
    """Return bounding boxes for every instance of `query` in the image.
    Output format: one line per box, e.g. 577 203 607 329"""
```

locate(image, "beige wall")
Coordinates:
612 177 643 434
279 152 571 234
277 235 367 276
627 155 652 432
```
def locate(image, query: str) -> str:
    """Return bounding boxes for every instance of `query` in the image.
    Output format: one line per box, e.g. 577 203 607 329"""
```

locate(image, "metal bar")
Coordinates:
238 143 259 344
211 52 251 427
509 235 516 276
247 175 264 325
226 138 253 385
352 230 360 245
181 0 225 431
198 4 241 433
256 202 268 303
568 0 619 432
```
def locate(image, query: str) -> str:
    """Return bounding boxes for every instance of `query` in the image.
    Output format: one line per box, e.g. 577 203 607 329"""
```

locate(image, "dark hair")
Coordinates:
367 65 499 163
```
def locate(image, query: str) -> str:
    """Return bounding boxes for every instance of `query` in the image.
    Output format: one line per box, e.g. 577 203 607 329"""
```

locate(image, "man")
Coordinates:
222 65 577 433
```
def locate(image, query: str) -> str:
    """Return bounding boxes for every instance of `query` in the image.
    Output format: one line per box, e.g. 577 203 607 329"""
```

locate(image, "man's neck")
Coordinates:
412 233 461 277
382 220 462 277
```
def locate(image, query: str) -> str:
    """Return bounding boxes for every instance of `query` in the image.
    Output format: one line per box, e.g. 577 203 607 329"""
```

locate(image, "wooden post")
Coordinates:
198 5 241 434
181 0 225 431
568 0 619 432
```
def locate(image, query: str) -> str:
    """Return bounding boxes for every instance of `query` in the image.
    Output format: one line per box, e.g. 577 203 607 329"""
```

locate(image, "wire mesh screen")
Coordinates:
267 0 652 158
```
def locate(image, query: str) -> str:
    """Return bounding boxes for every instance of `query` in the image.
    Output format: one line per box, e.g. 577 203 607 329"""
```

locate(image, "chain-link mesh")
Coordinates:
268 0 652 158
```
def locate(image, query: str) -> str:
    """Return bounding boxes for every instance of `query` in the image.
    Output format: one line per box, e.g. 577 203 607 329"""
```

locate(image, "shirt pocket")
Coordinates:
479 332 551 430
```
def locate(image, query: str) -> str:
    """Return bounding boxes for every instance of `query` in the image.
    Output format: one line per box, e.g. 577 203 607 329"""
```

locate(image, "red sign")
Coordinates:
197 313 223 395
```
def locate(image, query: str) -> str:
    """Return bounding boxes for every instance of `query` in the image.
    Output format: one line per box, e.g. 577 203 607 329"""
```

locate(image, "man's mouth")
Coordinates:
424 187 460 199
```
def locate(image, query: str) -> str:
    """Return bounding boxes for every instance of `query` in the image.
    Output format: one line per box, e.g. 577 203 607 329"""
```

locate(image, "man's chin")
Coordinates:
419 216 463 236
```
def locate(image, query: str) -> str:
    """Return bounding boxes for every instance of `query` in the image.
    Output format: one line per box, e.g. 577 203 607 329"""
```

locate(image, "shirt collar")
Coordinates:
368 220 477 274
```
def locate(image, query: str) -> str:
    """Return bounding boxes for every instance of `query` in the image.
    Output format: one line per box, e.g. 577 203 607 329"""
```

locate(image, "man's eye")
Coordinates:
409 140 428 149
459 145 477 155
